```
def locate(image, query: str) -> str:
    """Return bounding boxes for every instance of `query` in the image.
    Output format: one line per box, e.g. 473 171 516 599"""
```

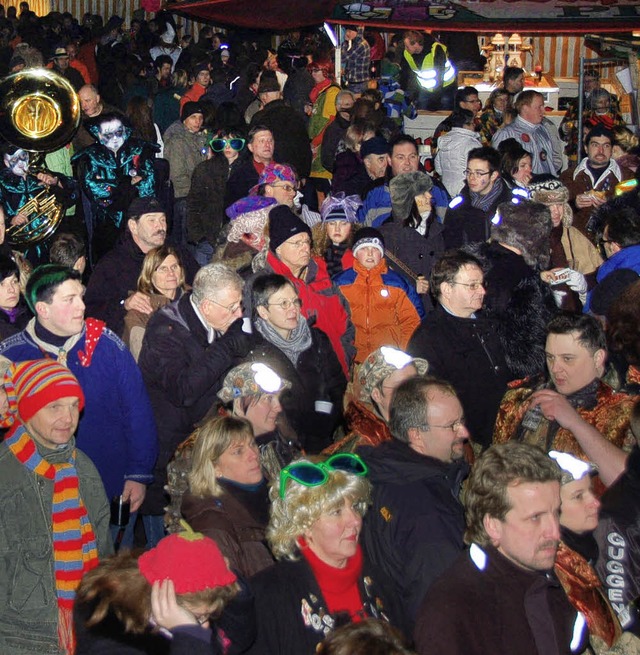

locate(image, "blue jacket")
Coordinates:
584 244 640 312
0 319 158 499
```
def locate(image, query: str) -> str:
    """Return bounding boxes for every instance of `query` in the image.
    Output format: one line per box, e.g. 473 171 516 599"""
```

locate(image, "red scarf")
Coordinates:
309 78 332 104
301 538 364 620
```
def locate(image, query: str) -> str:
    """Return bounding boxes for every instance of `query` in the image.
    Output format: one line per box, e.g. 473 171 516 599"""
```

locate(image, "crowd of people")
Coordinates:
0 4 640 655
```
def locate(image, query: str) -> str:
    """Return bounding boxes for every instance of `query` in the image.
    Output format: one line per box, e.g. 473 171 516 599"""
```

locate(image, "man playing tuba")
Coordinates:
0 144 77 265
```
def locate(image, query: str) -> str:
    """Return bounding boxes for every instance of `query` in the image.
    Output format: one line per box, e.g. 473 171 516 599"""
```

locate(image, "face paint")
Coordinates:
98 119 126 153
4 149 29 177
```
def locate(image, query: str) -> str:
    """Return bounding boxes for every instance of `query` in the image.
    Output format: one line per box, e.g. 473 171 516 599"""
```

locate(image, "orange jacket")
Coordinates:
334 259 424 363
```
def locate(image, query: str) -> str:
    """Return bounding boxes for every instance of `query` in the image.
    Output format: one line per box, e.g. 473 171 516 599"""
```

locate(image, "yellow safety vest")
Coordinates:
404 42 456 92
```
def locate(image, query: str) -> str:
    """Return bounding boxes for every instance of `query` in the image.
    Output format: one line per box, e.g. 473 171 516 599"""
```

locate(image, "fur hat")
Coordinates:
217 362 291 403
1 360 85 426
352 227 385 257
390 172 433 220
268 205 311 252
225 196 276 243
529 178 573 227
357 346 428 402
138 522 237 593
491 200 552 269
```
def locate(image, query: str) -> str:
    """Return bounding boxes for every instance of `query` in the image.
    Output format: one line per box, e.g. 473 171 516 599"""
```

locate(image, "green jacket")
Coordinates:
0 436 112 654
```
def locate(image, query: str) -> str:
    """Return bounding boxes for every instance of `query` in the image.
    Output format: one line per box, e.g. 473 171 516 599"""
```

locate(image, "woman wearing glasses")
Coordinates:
248 454 401 655
245 273 347 454
187 129 247 266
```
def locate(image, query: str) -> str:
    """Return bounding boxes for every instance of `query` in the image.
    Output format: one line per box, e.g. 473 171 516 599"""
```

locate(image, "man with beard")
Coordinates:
414 442 589 655
84 197 198 336
360 376 470 633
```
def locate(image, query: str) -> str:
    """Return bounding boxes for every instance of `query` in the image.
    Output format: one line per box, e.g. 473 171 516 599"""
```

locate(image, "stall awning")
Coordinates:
170 0 639 33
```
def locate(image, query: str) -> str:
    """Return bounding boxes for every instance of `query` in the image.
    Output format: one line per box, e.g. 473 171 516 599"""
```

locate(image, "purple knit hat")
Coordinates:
249 163 297 195
225 196 277 243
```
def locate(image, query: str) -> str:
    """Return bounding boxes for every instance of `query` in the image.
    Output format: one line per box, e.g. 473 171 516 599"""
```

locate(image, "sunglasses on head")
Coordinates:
210 137 245 152
279 453 368 499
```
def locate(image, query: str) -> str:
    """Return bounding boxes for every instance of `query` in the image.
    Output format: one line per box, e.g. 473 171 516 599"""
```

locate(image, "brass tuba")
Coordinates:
0 68 81 246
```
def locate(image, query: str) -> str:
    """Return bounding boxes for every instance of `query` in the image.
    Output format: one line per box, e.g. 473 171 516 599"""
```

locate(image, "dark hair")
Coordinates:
248 124 272 143
547 313 606 353
25 265 82 313
389 376 456 444
125 95 155 143
431 250 483 299
605 206 640 248
251 273 295 312
0 254 19 283
606 280 640 365
503 66 524 86
467 146 501 173
498 139 531 178
388 133 418 156
153 54 173 70
49 233 86 269
455 86 478 106
450 109 475 129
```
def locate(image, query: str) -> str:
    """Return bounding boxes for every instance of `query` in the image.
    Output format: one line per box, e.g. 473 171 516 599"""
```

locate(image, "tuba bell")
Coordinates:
0 68 81 246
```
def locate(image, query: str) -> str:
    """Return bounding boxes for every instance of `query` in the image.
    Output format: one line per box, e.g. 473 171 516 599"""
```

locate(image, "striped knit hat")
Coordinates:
2 360 85 426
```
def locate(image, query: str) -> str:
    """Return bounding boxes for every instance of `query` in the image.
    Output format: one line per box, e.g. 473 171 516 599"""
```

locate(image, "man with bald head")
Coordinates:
73 84 121 151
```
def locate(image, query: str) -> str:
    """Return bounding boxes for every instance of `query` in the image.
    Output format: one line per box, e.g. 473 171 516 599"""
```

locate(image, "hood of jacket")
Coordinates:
359 438 469 487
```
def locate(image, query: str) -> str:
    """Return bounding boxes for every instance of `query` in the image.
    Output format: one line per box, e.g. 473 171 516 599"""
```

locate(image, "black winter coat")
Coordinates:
226 319 347 454
138 294 240 515
84 231 199 336
0 302 31 342
466 241 558 379
247 552 403 655
250 99 312 179
378 217 446 311
359 440 469 630
443 182 514 249
225 155 260 208
187 156 229 246
408 304 512 449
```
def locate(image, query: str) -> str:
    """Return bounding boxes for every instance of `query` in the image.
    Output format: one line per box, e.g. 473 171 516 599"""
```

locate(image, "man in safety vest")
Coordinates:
399 30 456 111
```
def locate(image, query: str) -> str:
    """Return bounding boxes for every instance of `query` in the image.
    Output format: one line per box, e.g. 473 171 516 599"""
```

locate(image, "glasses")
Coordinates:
283 237 311 249
267 298 302 310
269 183 298 193
209 298 243 314
210 137 245 152
279 453 368 498
464 169 491 179
450 281 485 291
421 418 466 432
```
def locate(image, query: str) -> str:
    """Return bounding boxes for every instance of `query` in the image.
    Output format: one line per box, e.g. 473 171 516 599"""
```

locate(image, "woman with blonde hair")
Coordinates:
181 415 275 578
123 245 188 360
248 455 402 654
74 525 245 654
612 126 640 174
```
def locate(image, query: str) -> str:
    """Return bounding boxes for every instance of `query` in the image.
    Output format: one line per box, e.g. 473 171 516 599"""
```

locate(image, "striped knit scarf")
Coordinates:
5 423 99 654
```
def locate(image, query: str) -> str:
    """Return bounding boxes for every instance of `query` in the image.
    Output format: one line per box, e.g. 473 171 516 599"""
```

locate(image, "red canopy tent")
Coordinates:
169 0 639 34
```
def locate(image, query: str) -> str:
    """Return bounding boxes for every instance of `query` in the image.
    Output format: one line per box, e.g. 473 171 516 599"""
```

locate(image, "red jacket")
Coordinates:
267 252 354 375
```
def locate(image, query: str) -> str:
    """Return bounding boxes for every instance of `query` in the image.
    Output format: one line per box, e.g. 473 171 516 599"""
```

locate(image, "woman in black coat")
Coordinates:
244 273 347 454
0 253 30 341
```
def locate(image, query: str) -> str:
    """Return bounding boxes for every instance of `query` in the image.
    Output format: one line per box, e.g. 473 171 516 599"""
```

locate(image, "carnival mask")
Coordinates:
98 118 126 153
4 149 29 177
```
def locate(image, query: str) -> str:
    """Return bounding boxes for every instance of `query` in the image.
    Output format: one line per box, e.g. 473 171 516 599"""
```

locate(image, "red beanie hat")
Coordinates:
1 359 85 426
138 522 237 593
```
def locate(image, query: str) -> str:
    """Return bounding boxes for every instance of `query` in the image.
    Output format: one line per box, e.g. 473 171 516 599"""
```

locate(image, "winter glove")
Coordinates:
566 269 588 295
